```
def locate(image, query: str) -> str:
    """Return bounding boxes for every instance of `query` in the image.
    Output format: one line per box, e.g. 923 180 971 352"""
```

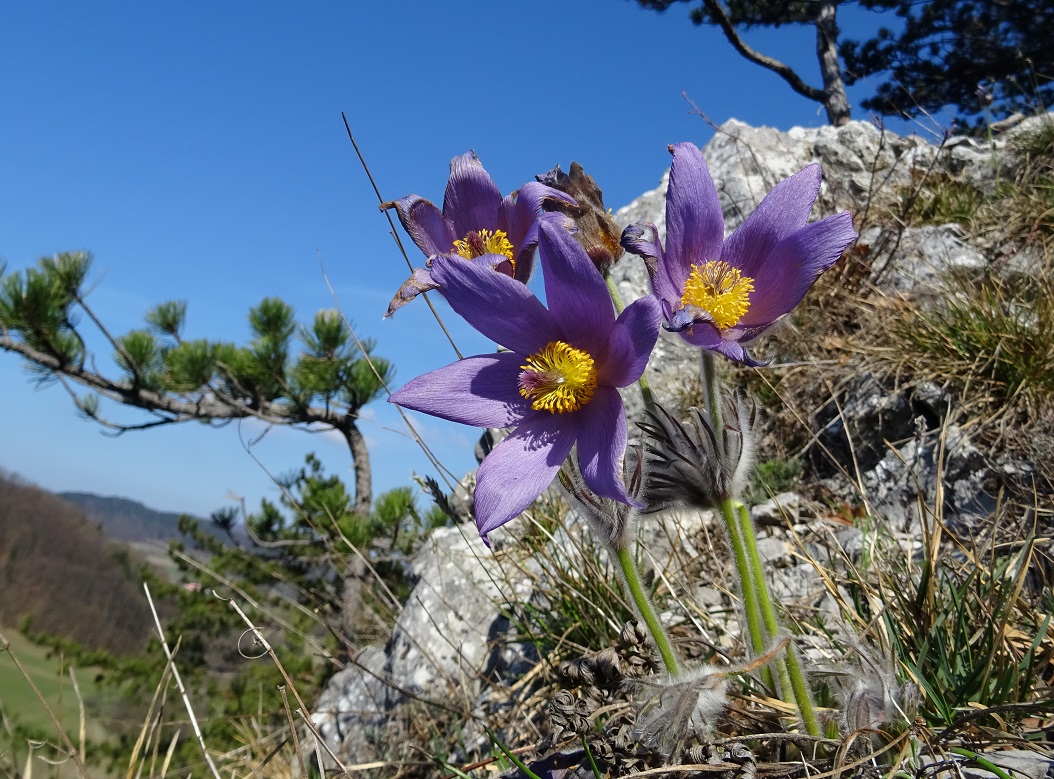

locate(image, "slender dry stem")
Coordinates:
0 630 89 779
143 583 223 779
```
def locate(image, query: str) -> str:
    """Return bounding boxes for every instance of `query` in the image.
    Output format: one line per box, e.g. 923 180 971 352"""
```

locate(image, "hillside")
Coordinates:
59 490 222 544
0 472 154 654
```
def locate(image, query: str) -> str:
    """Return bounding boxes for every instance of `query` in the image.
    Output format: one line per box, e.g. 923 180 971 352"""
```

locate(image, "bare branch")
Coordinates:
143 583 224 779
55 374 178 434
74 294 141 382
701 0 825 102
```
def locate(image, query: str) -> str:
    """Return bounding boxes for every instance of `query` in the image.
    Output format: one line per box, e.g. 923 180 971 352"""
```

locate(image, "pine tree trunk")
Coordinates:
816 0 851 125
345 418 372 515
340 554 368 641
337 418 373 642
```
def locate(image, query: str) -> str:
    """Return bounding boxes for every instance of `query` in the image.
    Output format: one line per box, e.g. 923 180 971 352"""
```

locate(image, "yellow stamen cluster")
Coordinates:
680 260 755 329
452 228 515 267
518 340 597 414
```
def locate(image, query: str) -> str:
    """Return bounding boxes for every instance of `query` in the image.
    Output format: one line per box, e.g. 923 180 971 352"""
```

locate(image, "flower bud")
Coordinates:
629 666 730 756
536 162 624 272
637 396 756 511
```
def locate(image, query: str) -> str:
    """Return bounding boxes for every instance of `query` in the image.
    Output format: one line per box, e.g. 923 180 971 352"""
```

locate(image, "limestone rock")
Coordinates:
309 525 537 761
863 223 988 299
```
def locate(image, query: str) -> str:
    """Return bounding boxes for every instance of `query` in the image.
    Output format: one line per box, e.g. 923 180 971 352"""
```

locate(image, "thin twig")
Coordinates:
142 583 223 779
340 111 462 359
0 630 90 779
319 264 473 517
279 685 307 779
217 592 357 776
67 667 86 771
170 548 332 659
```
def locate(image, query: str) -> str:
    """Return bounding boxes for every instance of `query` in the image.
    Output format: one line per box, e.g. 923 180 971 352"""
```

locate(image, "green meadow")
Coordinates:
0 627 112 756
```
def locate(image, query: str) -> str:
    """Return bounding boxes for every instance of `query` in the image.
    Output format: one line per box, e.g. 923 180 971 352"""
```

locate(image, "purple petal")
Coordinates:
710 340 766 367
727 319 780 343
385 267 438 317
678 321 723 351
443 151 501 239
597 294 660 387
537 218 613 357
474 413 579 542
511 235 538 283
388 353 528 427
739 211 857 328
501 182 576 249
430 254 561 355
657 296 680 327
664 143 724 293
667 303 713 333
621 222 672 301
383 195 457 258
722 164 822 280
398 253 513 294
511 213 575 286
576 387 634 505
501 183 575 283
679 325 766 366
465 252 514 277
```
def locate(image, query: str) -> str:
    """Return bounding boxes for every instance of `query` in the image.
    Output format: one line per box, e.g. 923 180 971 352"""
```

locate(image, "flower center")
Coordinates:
452 229 515 268
518 341 597 414
680 260 755 329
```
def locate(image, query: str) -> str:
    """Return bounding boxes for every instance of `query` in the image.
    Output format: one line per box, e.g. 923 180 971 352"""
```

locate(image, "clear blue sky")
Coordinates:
0 1 915 520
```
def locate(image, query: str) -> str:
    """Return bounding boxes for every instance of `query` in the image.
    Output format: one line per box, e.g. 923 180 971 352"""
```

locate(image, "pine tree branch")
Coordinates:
701 0 826 102
55 374 178 433
74 294 142 382
1 332 350 432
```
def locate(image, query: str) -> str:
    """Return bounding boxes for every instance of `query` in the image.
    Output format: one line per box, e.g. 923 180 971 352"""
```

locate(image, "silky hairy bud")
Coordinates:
637 395 756 511
629 666 730 756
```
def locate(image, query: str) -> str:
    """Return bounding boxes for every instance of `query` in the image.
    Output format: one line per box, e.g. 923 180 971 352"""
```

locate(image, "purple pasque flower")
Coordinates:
621 142 858 365
382 150 576 316
389 219 661 544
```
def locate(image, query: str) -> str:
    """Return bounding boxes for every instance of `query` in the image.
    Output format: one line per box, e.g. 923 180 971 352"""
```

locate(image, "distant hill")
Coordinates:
58 491 218 544
0 472 153 654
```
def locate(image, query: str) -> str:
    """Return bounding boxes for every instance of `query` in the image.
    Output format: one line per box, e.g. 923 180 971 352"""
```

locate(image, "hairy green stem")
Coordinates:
718 497 773 692
604 270 667 672
718 498 766 653
734 499 794 699
737 501 780 640
701 352 725 458
705 353 767 653
703 351 816 731
784 644 819 734
734 500 819 735
615 543 680 675
604 272 626 316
